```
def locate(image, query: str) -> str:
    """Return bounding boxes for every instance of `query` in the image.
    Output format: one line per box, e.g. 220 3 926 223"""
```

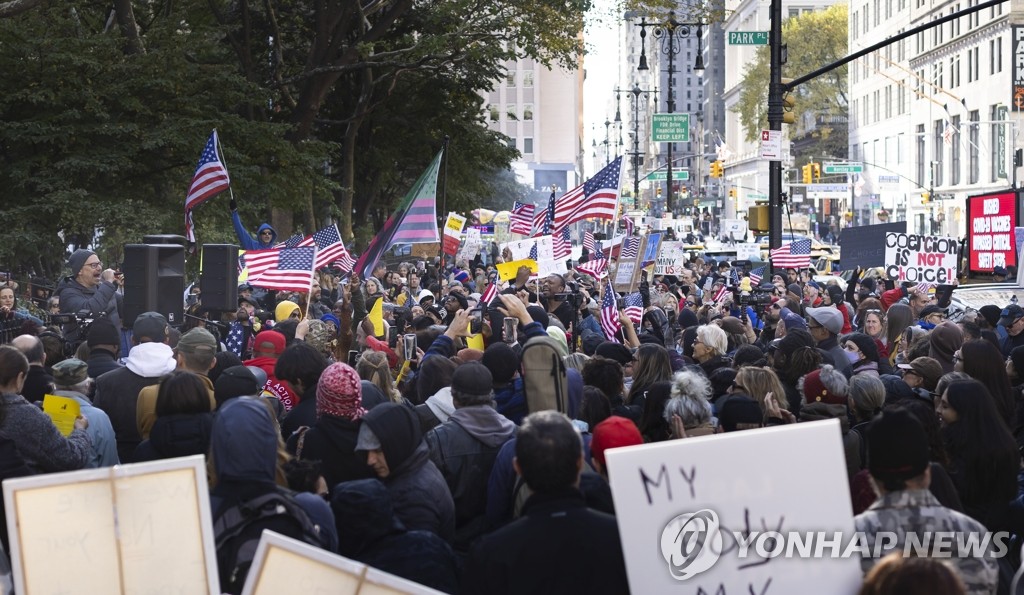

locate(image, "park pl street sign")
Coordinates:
651 113 690 143
824 162 864 174
645 170 689 181
728 32 768 45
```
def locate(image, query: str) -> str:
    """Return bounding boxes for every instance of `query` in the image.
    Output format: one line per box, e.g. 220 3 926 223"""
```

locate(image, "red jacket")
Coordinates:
244 356 300 411
880 287 907 312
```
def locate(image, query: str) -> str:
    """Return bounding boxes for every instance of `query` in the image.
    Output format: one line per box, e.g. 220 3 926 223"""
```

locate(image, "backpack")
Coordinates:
212 489 325 594
519 335 569 415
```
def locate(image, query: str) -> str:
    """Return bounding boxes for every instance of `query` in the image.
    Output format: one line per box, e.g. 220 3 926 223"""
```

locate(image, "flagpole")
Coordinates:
306 248 318 319
213 128 236 203
439 136 450 270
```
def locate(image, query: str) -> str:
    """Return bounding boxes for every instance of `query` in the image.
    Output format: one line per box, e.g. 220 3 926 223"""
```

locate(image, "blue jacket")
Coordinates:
231 212 277 250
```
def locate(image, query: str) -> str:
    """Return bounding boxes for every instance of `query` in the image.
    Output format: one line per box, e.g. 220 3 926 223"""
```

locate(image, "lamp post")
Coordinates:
615 85 657 213
603 118 612 165
637 11 705 216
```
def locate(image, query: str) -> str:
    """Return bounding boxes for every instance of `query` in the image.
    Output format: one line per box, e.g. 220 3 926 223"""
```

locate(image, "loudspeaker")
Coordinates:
123 244 185 328
201 244 239 312
142 234 187 247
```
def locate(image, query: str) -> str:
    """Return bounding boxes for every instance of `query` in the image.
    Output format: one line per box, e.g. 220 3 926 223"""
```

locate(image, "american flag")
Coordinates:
298 224 348 269
332 250 357 274
624 292 644 324
529 242 538 261
600 283 622 342
510 201 536 235
480 282 498 307
533 192 556 238
553 157 623 232
276 234 304 248
769 239 812 268
713 284 730 303
730 269 740 287
553 228 571 260
583 230 595 252
621 237 641 260
623 216 634 236
914 282 935 295
184 130 231 242
243 246 317 292
749 265 767 285
576 250 607 278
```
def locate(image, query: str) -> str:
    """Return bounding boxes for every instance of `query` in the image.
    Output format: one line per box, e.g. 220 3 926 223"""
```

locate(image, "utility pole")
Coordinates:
766 0 783 254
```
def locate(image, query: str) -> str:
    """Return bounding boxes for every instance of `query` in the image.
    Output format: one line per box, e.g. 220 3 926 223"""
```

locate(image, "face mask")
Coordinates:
846 350 861 364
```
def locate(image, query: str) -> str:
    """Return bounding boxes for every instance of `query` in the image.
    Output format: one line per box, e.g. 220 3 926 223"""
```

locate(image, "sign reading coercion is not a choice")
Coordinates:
884 232 959 284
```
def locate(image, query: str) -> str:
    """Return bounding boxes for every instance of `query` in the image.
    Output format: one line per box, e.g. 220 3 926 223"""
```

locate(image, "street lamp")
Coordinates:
615 85 657 213
604 118 612 165
637 11 705 215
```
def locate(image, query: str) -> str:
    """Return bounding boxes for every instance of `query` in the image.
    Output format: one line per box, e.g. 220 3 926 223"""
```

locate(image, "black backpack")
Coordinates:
212 489 325 594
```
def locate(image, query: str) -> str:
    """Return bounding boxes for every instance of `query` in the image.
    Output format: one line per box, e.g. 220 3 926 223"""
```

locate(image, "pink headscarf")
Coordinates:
316 363 365 420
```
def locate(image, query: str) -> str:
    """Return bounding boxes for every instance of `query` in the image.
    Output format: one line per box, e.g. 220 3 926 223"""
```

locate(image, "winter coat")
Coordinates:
493 378 527 425
134 412 214 463
85 347 123 382
243 355 299 410
817 335 853 377
136 374 215 440
0 392 91 473
285 415 374 490
54 277 122 342
361 403 456 543
425 406 517 550
20 364 54 404
280 384 317 440
231 214 277 251
463 487 629 595
52 389 119 468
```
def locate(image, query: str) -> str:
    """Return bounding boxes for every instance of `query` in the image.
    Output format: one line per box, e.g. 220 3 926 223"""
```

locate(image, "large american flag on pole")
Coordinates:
510 201 536 235
242 246 317 292
553 156 623 232
184 130 230 243
583 231 595 252
769 239 812 268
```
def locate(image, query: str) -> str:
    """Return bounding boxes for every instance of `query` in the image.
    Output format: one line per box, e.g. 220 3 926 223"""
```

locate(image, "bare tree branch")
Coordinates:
0 0 43 19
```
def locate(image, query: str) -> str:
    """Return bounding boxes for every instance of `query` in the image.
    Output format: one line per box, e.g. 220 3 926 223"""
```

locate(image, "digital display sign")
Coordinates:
967 191 1017 272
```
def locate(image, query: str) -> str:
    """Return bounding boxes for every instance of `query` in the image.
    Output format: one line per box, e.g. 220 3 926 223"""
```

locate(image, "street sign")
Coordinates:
823 161 864 174
759 129 782 160
645 170 689 181
933 192 954 201
747 192 768 200
651 113 690 142
728 31 769 45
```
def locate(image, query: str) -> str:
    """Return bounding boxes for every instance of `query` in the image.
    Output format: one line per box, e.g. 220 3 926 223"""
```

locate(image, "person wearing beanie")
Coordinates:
1007 345 1024 390
284 362 375 491
928 321 964 373
213 365 261 408
854 409 998 592
425 362 516 550
54 248 122 344
274 300 301 323
590 416 643 478
483 343 527 424
85 317 124 380
806 306 853 377
799 364 863 478
843 332 883 377
802 280 823 308
356 402 455 543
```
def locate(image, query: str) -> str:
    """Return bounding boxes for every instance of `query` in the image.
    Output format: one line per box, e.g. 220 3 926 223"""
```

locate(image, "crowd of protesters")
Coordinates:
1 224 1024 594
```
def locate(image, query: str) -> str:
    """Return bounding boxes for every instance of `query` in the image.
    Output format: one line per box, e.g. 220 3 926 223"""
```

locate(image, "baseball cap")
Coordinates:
999 304 1024 326
918 305 946 319
177 327 217 354
897 356 943 391
590 416 643 468
253 330 286 355
993 266 1008 276
133 312 168 342
451 362 494 398
805 306 842 335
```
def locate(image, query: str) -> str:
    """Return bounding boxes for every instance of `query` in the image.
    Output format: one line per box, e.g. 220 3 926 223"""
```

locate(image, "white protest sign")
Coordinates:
606 420 861 595
721 219 748 239
243 531 444 595
656 242 689 275
736 242 762 261
884 232 958 284
5 455 219 594
500 236 553 261
457 228 483 261
614 261 636 288
537 258 568 278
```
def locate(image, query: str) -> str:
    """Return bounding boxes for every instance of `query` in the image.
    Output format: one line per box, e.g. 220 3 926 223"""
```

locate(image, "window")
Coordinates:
874 90 880 123
864 5 869 33
991 38 1003 74
488 104 499 121
506 70 515 87
949 55 959 87
969 110 980 184
852 12 859 40
885 86 892 119
523 103 534 120
992 105 1004 182
789 8 800 19
507 137 516 150
874 0 880 25
916 124 926 187
951 115 961 185
506 104 517 120
967 48 975 82
933 120 945 186
897 79 907 114
523 138 534 154
523 71 534 87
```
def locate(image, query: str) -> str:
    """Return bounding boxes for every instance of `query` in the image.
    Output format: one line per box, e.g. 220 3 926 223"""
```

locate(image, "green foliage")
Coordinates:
734 4 848 142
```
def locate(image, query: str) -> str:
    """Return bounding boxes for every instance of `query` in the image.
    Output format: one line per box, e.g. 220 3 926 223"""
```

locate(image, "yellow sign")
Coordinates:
42 394 81 437
445 213 467 234
496 259 538 281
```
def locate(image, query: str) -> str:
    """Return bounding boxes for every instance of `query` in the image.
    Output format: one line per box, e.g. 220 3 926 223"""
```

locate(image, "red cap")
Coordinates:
591 416 643 468
253 330 286 356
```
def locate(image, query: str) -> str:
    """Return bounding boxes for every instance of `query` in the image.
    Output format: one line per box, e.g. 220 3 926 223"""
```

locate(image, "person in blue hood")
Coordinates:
229 197 278 249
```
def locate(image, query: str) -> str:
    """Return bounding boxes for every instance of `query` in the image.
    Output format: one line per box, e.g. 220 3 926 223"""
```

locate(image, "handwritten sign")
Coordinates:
606 420 861 595
884 232 958 284
243 530 444 595
656 242 689 275
42 394 81 437
442 213 467 256
4 455 219 594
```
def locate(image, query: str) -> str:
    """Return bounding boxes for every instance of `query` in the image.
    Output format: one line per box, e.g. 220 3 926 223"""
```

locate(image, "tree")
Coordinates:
734 5 848 143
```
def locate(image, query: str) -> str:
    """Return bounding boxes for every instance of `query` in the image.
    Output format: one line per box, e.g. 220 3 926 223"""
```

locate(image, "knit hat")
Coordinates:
275 300 301 323
253 330 286 356
210 351 242 384
979 305 1002 328
446 292 469 310
316 362 365 420
897 356 944 392
718 395 764 432
844 332 880 363
826 284 844 305
801 366 848 405
733 344 767 368
320 313 341 333
780 308 807 331
581 329 604 355
482 343 519 385
590 416 643 468
52 358 88 386
68 249 95 275
919 305 946 320
87 317 121 347
867 408 930 483
526 305 549 329
787 283 802 297
133 312 168 342
805 306 842 335
304 319 333 354
214 365 261 406
596 342 633 366
451 362 494 399
177 327 217 354
717 316 745 335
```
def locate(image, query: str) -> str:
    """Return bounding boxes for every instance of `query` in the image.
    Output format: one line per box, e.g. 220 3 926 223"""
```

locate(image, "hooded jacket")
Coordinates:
425 405 516 549
361 403 455 543
54 276 122 342
244 355 299 411
231 213 277 250
134 412 214 463
285 413 374 489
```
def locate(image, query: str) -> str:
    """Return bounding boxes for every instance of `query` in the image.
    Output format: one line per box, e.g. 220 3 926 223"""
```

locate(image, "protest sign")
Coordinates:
642 232 663 265
242 531 443 595
606 420 861 595
735 242 762 261
442 213 466 256
500 236 553 262
967 191 1018 272
840 222 907 271
456 228 482 261
42 394 81 436
884 232 958 284
656 242 688 275
496 259 538 281
5 455 219 594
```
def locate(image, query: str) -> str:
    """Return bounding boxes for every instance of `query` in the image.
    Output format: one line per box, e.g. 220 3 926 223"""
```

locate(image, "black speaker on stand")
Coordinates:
123 244 186 328
200 244 239 312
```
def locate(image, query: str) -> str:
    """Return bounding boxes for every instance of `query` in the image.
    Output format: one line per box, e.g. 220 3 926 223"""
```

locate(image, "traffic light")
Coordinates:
802 164 812 184
656 187 663 198
812 162 822 181
710 161 723 178
729 188 737 199
922 191 930 204
781 78 796 125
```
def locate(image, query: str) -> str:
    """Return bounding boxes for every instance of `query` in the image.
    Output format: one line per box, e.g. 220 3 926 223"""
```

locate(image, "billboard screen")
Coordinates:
967 191 1017 272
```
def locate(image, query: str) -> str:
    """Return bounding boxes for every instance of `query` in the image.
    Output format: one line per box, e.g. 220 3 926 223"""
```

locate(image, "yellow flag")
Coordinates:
369 297 384 337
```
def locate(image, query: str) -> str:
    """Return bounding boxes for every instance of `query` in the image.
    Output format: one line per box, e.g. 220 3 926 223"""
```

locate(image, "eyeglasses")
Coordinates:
902 369 921 378
685 301 695 307
692 338 703 345
807 322 823 330
259 230 273 236
85 262 103 270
